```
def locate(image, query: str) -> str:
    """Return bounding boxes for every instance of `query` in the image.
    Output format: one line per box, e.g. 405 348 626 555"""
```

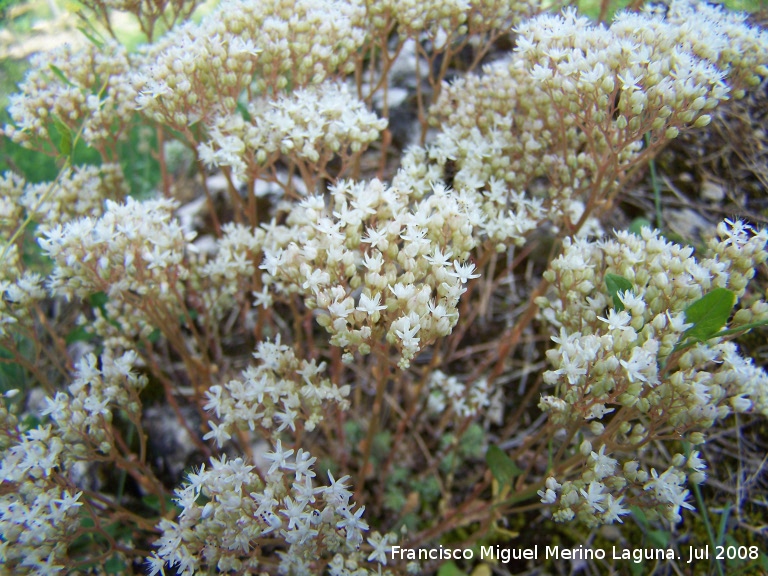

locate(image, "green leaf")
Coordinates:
605 273 633 311
236 100 252 122
437 561 468 576
88 291 109 309
49 64 75 87
78 26 104 49
630 506 648 529
51 115 73 158
629 560 645 576
104 554 125 574
647 529 670 548
486 445 521 487
683 288 736 342
142 494 180 514
629 217 653 237
65 325 96 345
716 503 732 546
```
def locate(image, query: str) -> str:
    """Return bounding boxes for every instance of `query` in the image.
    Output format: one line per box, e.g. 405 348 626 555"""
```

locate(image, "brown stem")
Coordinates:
194 155 222 237
156 126 172 198
353 342 389 503
379 351 440 480
142 342 212 459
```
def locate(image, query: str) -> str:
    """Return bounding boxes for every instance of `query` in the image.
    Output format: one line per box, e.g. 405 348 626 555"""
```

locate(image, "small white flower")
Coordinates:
357 292 387 315
590 445 618 480
598 309 633 332
602 494 630 524
264 439 295 474
555 351 587 385
202 421 231 448
617 69 643 91
394 317 420 350
538 487 557 504
580 480 607 513
367 532 392 565
449 260 480 283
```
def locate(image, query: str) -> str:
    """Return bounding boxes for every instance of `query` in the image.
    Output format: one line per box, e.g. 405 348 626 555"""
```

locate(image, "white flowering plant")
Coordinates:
1 0 768 574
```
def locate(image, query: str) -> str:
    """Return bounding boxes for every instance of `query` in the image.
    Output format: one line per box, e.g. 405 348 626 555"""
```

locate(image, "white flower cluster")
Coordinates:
388 0 471 40
2 40 136 150
426 369 491 418
40 196 193 301
536 221 768 525
134 0 366 129
39 197 196 349
133 20 261 129
261 178 482 368
211 0 366 91
195 222 265 322
198 82 387 184
0 419 83 573
0 171 25 237
20 163 127 234
368 0 537 46
539 446 708 525
203 337 351 446
423 0 768 250
0 350 145 571
1 0 767 567
150 445 377 575
41 350 148 455
0 165 127 339
0 242 45 338
620 1 768 97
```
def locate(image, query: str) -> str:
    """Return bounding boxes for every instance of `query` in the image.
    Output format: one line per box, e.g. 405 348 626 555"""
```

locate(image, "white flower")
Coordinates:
666 311 693 333
620 344 657 384
252 286 274 309
617 69 643 91
324 471 353 507
362 226 388 249
259 248 284 276
301 267 330 294
590 445 618 480
336 504 369 544
394 317 420 349
424 247 453 267
146 553 166 576
555 351 587 385
687 451 707 473
367 532 392 565
449 260 481 283
718 218 754 248
580 480 607 513
328 296 353 318
617 290 646 316
598 309 633 332
362 251 384 272
538 488 557 504
585 403 615 420
202 421 232 448
643 468 695 512
389 282 416 301
274 407 298 432
602 494 629 524
280 496 308 530
731 393 752 412
264 439 295 475
357 292 387 315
